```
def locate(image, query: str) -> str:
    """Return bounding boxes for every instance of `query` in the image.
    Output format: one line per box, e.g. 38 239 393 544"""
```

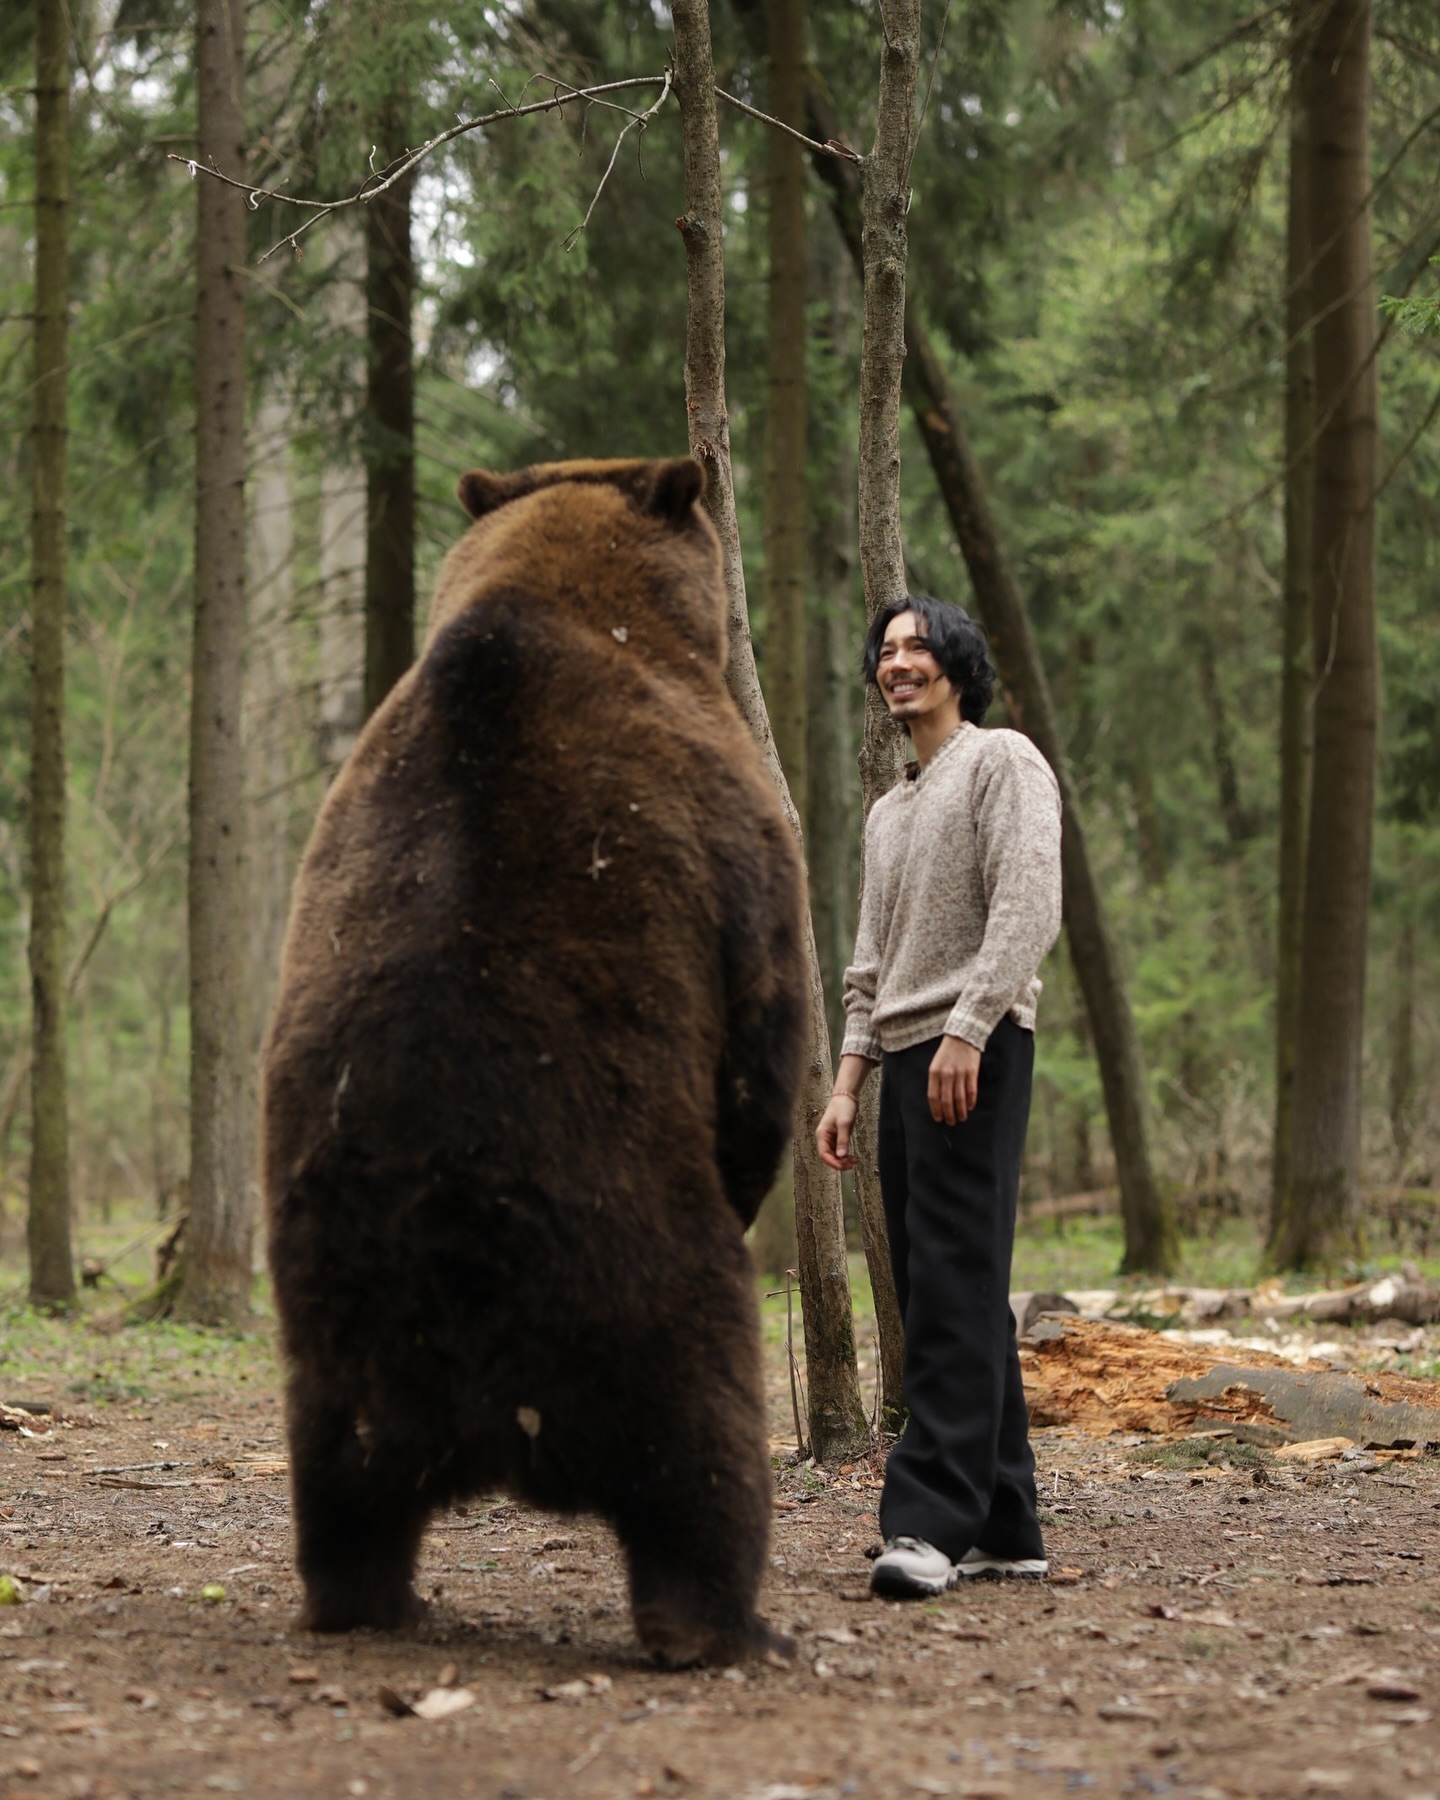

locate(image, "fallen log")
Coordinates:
1012 1275 1440 1331
1020 1316 1440 1446
1251 1275 1440 1328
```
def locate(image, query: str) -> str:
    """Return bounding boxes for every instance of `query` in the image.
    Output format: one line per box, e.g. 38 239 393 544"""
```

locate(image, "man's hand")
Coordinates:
928 1034 981 1125
816 1091 860 1171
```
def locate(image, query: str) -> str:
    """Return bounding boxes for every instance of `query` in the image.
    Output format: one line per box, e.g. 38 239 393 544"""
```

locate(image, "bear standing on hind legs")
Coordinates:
261 457 806 1667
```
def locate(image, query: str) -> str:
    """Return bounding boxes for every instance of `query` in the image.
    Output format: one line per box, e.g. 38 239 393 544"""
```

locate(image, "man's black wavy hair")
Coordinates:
862 593 997 728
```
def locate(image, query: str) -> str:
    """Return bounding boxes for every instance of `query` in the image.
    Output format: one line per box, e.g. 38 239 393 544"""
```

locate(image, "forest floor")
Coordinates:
1 1222 1439 1800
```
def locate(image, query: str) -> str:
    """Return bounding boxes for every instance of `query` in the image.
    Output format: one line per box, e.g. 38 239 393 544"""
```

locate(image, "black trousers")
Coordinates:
877 1020 1045 1563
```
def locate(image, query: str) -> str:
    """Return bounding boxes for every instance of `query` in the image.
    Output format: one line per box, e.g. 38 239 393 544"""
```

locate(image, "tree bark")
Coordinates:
672 0 868 1462
1268 10 1315 1253
181 0 253 1326
362 98 416 720
806 78 1179 1277
1274 0 1378 1270
28 0 75 1307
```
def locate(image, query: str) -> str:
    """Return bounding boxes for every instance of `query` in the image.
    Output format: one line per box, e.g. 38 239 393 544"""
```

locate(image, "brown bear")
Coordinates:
261 456 806 1667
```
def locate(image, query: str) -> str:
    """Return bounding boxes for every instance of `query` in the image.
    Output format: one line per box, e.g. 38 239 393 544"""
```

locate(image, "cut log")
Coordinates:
1020 1317 1440 1446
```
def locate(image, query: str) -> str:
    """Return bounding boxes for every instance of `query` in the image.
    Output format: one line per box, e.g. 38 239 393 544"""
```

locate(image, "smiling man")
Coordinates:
816 594 1062 1599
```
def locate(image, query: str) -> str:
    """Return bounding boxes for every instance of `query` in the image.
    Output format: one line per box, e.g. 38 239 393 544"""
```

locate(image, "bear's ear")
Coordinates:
640 457 706 525
457 469 534 519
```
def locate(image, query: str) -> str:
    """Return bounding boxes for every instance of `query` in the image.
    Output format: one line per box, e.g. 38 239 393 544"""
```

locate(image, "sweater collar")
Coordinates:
904 721 974 784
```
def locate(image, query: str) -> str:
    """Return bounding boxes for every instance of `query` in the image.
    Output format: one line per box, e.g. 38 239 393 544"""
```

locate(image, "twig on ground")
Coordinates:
784 1269 810 1459
88 1461 194 1475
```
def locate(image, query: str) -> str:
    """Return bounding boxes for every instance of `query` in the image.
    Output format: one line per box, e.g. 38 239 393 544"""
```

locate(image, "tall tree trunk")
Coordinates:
672 0 868 1463
1274 0 1378 1269
318 225 367 774
805 79 1179 1277
762 0 808 796
245 387 296 1052
1388 893 1415 1179
319 464 366 771
1268 12 1316 1251
28 0 75 1307
362 100 416 720
180 0 252 1325
749 0 811 1285
805 201 860 1068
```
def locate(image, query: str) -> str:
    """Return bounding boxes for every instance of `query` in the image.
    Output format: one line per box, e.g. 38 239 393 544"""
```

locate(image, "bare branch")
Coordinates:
564 65 675 252
713 86 862 161
170 64 871 267
166 75 671 263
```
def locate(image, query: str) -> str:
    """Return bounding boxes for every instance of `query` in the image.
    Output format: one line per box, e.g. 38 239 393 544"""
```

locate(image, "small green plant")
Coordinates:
1128 1437 1273 1473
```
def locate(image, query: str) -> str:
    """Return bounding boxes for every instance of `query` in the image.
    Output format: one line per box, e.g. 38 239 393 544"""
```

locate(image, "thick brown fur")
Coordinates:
261 457 806 1666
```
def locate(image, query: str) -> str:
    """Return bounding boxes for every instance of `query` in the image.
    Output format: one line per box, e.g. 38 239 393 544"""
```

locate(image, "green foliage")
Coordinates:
1380 259 1440 339
0 1290 279 1409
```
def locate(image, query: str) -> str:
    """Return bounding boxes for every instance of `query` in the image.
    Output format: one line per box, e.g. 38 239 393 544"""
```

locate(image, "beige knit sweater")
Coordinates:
840 723 1063 1060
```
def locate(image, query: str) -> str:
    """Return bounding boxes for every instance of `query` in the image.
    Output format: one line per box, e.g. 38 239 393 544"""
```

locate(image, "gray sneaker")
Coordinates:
957 1547 1049 1580
870 1536 958 1599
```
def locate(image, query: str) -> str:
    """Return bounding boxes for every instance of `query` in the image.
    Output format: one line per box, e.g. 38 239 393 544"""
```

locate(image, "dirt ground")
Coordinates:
3 1337 1440 1800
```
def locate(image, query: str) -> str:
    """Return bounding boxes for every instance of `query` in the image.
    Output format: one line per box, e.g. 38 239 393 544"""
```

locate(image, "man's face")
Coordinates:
876 611 956 724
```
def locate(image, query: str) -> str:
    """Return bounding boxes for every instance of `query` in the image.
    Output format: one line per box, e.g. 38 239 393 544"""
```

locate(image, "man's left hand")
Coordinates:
928 1034 981 1125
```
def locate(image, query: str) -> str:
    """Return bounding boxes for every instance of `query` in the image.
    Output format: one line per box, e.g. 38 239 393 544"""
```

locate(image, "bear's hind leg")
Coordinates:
609 1360 794 1668
622 1521 793 1669
286 1375 430 1632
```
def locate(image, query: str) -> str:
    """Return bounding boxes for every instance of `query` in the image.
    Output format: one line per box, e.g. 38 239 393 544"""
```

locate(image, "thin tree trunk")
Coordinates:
362 98 416 719
28 0 75 1307
1275 0 1378 1269
749 0 811 1284
318 224 366 774
1195 626 1250 848
850 0 922 1411
672 0 867 1463
806 81 1179 1277
245 387 296 1052
1389 896 1415 1178
1268 12 1316 1251
181 0 252 1325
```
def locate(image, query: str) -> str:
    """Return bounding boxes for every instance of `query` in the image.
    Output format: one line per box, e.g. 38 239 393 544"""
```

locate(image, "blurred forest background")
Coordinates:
2 0 1438 1308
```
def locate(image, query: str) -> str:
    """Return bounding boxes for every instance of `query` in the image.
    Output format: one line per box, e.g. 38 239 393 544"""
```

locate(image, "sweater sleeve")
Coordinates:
942 742 1062 1050
840 815 885 1063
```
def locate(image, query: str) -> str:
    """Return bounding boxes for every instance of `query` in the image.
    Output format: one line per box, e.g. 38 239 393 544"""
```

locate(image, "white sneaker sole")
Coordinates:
957 1556 1049 1580
870 1562 958 1599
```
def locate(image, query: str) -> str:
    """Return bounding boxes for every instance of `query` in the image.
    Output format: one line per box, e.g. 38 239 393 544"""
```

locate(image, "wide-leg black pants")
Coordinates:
876 1020 1045 1563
